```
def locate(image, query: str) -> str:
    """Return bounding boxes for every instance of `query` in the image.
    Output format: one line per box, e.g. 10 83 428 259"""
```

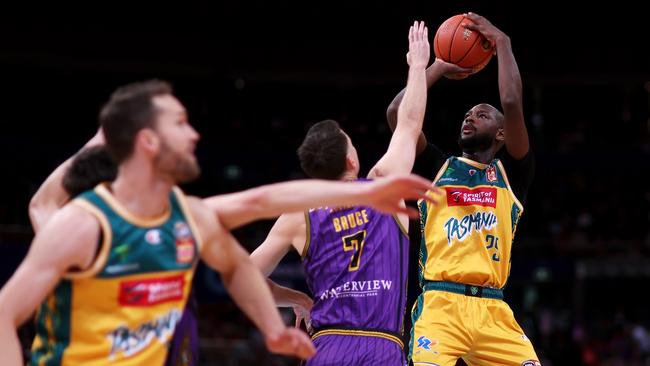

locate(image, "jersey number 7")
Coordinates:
342 230 367 271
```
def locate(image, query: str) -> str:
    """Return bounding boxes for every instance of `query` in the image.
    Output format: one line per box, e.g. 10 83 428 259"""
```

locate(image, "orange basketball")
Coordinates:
433 14 494 70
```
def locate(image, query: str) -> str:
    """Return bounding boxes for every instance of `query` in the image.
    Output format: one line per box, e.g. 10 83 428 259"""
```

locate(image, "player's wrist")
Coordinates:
409 64 427 71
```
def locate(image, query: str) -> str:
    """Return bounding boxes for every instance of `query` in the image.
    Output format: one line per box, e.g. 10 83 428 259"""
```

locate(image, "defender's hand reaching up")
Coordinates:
407 21 430 70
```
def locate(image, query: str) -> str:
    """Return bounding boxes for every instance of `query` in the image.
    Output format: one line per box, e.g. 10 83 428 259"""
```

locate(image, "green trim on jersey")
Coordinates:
417 200 429 288
76 187 196 279
31 281 72 366
436 157 508 190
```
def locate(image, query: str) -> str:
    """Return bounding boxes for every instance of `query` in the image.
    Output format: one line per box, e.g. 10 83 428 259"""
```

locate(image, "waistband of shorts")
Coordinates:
311 327 404 349
423 280 503 300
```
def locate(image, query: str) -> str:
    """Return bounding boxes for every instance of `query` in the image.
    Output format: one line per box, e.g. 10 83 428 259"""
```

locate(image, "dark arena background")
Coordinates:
1 2 648 365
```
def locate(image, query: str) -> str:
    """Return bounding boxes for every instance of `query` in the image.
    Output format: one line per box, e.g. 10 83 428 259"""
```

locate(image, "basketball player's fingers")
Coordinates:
292 331 316 359
430 187 444 195
415 192 439 205
407 176 437 193
409 25 414 43
297 341 316 359
462 21 479 32
417 22 425 41
411 187 442 202
466 12 483 21
294 313 303 328
401 206 420 219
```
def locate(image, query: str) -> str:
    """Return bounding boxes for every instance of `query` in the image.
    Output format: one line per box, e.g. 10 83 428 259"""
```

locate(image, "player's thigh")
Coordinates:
464 301 540 366
410 291 471 366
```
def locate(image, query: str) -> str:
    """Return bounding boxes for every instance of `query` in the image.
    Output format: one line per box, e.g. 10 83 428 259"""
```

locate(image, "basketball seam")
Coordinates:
448 16 465 62
457 32 482 68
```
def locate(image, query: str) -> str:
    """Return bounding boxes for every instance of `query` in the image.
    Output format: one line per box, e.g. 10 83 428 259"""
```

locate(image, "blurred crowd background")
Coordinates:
1 2 648 365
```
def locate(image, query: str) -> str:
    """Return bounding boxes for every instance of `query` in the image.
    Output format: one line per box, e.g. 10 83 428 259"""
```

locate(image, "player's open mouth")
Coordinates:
462 125 475 134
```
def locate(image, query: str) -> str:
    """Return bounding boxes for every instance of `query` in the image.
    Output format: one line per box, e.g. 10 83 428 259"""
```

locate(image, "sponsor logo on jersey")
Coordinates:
106 263 140 275
468 169 477 176
446 187 497 208
414 336 440 358
108 308 182 360
462 28 472 40
174 221 195 264
318 279 393 300
119 275 185 306
114 243 130 262
416 336 432 350
486 165 498 182
438 177 458 183
444 212 498 245
145 229 162 245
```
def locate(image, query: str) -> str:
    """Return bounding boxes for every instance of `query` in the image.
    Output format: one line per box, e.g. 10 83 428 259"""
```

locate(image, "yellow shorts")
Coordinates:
409 286 540 366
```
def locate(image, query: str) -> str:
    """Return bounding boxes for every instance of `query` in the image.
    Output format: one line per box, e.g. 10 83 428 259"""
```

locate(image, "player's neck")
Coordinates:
461 150 494 165
110 160 173 219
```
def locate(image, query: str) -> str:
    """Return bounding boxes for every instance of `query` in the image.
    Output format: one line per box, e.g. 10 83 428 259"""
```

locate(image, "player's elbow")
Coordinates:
28 194 42 218
500 94 522 111
28 198 50 233
243 187 275 220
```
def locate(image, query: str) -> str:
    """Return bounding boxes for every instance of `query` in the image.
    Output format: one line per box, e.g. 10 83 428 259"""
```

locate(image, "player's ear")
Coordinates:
137 128 160 155
496 127 505 143
345 153 358 173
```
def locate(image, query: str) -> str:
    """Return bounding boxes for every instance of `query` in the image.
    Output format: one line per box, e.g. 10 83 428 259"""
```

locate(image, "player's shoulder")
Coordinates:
35 200 101 257
61 199 102 227
183 195 215 224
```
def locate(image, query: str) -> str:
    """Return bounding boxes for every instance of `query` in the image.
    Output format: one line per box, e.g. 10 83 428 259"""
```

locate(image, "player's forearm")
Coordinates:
396 66 428 135
221 256 287 338
495 36 522 108
209 180 375 229
387 63 443 132
253 180 383 216
268 280 311 308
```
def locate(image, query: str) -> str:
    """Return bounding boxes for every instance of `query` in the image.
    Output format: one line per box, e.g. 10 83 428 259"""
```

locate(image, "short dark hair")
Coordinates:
63 145 117 197
99 79 173 164
297 120 348 180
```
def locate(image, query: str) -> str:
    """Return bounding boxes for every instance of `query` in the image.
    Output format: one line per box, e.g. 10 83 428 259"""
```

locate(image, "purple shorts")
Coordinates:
307 333 406 366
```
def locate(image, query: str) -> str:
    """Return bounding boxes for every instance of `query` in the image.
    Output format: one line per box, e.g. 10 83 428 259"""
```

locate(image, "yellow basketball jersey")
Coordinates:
418 156 523 288
30 184 202 366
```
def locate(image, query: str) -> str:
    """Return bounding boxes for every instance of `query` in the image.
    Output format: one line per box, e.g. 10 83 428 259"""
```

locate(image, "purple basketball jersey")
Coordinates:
303 202 408 334
164 294 199 366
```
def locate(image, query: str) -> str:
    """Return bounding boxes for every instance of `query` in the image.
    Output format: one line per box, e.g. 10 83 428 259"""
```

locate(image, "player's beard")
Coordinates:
155 139 201 184
457 131 494 154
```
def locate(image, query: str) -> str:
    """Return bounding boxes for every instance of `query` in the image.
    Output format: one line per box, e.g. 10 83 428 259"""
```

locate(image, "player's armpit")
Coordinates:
251 212 305 276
